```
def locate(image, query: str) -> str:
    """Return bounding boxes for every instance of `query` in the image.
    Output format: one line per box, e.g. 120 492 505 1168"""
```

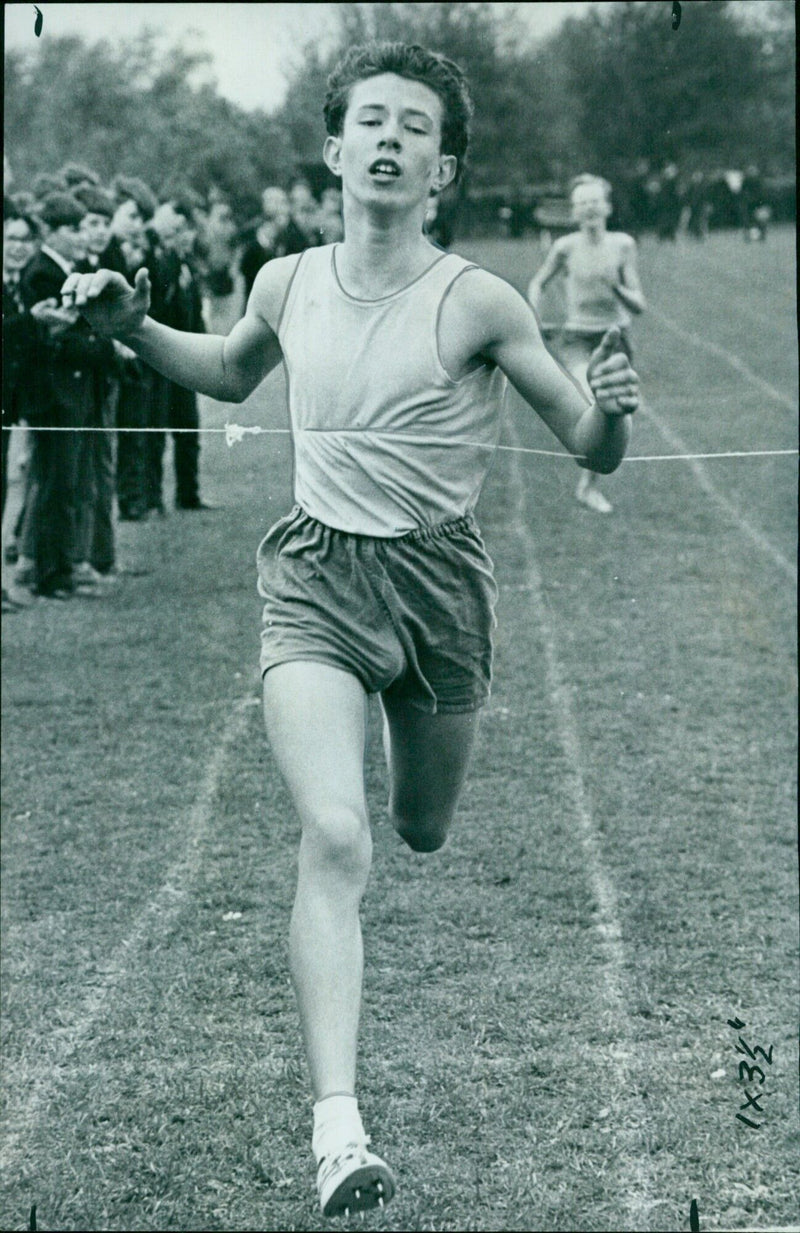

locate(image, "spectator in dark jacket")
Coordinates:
2 205 38 513
656 164 681 241
103 176 159 521
199 195 238 297
287 180 322 250
2 205 38 610
17 192 110 597
741 165 769 241
73 183 120 578
239 186 293 299
148 197 211 511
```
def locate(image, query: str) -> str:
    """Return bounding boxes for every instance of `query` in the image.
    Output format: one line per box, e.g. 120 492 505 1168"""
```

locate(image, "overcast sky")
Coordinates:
4 2 594 113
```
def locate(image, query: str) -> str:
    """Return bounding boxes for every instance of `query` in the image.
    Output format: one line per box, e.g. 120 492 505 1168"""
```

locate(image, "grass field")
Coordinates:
1 227 797 1233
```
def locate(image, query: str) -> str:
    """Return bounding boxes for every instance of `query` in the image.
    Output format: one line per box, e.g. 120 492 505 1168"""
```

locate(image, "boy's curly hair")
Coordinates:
324 42 473 180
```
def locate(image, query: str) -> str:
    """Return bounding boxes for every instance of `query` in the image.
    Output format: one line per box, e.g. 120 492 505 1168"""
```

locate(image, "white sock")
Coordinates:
312 1093 366 1164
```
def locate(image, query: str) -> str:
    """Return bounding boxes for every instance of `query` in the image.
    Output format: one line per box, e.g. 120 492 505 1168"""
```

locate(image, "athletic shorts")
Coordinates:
256 505 498 714
559 327 633 361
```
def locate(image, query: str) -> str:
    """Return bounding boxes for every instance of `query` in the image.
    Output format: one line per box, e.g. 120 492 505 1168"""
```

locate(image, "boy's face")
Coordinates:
80 211 111 255
571 183 612 227
324 73 456 212
112 199 145 245
209 201 235 239
261 188 290 227
46 221 86 263
4 218 36 272
289 184 318 231
153 203 195 259
173 217 196 259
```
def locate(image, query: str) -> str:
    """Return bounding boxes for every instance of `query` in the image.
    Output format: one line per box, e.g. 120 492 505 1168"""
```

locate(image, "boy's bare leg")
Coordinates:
563 346 613 513
576 467 612 512
380 693 479 851
262 661 371 1099
264 661 397 1215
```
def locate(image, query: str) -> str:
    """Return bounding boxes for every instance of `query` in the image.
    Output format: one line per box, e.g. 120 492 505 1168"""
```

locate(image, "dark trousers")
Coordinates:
20 427 82 593
1 415 11 519
75 378 118 572
146 376 200 510
116 361 151 520
2 391 22 517
91 384 118 572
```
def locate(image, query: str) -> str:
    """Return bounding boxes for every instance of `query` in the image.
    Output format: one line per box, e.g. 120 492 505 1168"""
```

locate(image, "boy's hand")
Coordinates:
60 266 151 339
30 297 80 336
112 339 138 361
586 326 639 414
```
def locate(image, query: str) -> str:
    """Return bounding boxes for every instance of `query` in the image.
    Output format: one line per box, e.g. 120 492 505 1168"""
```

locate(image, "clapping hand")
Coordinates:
30 297 79 336
586 327 639 414
60 266 151 339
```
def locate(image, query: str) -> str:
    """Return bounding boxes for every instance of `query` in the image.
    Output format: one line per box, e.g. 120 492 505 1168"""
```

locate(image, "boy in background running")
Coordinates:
528 173 646 513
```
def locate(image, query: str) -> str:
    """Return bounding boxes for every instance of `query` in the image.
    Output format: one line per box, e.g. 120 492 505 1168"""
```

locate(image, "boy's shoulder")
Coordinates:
247 249 308 329
541 232 579 264
445 257 519 303
606 230 637 250
439 259 530 340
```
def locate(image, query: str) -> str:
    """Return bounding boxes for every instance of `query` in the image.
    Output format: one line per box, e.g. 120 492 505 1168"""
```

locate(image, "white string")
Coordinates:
4 422 796 464
497 445 798 463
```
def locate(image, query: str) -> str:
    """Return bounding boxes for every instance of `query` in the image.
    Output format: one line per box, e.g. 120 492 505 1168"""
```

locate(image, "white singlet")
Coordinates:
277 244 507 537
558 231 634 333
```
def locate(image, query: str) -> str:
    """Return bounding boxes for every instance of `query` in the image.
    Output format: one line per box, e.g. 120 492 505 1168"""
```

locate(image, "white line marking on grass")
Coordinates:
506 427 655 1231
648 304 798 411
638 400 797 584
0 691 260 1176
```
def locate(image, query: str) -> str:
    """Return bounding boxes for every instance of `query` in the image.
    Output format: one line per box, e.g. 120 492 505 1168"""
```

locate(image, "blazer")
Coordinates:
20 250 114 428
2 279 38 424
150 248 206 335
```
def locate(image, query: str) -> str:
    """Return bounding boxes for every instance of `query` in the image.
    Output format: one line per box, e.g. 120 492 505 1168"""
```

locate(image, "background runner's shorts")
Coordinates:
256 506 498 714
559 327 633 361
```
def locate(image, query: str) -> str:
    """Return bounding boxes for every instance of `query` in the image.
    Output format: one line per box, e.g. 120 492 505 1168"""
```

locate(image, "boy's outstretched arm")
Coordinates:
526 238 566 309
462 271 638 474
612 236 646 315
61 259 288 404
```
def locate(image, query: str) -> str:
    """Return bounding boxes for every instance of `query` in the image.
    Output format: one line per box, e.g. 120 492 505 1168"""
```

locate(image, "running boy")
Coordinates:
528 173 646 513
62 43 639 1219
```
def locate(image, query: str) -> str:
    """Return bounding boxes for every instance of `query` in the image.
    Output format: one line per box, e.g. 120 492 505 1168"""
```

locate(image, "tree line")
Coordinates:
5 1 794 220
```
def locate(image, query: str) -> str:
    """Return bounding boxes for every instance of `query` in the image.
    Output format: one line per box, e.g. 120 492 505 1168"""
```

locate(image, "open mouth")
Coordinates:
369 158 401 179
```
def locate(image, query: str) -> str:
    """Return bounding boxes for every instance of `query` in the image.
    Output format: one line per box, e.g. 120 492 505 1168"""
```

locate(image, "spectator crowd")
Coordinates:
2 163 343 612
482 160 781 247
620 160 774 242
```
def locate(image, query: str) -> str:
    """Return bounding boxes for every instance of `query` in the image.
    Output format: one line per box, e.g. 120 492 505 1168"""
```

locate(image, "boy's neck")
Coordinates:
580 221 607 243
336 203 438 298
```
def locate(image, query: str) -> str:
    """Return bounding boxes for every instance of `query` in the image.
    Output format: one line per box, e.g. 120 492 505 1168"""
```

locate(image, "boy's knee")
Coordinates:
304 807 372 879
390 807 451 853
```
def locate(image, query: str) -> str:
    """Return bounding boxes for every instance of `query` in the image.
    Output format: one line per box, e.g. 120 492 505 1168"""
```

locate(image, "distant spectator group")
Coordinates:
487 160 783 247
620 160 774 242
2 161 342 612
